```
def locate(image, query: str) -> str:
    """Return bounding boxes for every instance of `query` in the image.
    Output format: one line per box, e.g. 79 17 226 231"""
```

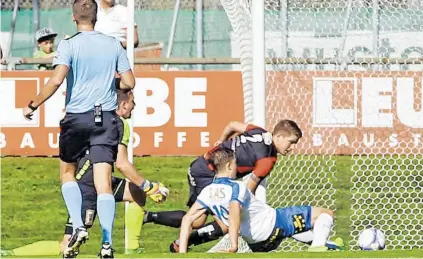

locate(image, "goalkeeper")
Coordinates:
0 90 169 257
178 147 344 253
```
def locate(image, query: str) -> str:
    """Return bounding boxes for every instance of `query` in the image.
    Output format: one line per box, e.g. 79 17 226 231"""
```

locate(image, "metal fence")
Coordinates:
1 0 423 71
3 0 423 10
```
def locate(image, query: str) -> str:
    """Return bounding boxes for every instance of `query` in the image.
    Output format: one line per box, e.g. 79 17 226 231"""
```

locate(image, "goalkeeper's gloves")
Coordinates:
140 180 169 203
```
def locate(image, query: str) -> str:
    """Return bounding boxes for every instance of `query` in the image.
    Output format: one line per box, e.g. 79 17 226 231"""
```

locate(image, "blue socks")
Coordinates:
97 193 116 244
62 183 115 244
61 182 84 230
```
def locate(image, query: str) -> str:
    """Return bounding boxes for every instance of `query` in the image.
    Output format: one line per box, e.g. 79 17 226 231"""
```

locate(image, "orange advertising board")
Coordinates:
0 70 422 156
0 71 244 156
266 71 422 155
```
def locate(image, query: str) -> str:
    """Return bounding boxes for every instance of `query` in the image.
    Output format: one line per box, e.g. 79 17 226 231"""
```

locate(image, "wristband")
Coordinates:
140 180 153 192
250 173 261 183
28 101 38 111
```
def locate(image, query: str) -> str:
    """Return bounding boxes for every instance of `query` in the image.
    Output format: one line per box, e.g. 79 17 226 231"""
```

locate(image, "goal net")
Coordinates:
216 0 423 252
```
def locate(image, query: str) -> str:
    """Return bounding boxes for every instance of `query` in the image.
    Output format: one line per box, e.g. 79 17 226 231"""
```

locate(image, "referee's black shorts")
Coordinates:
59 111 120 164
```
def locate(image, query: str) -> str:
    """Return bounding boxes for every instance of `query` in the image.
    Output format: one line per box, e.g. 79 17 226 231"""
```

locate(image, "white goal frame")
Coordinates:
124 0 135 252
252 0 266 128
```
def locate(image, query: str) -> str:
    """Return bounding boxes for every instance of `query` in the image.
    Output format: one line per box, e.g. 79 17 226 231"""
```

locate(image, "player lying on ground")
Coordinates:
144 120 302 250
0 176 145 257
178 147 344 253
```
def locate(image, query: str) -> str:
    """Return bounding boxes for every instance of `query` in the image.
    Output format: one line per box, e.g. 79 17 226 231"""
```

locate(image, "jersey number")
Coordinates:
239 133 272 145
212 205 229 221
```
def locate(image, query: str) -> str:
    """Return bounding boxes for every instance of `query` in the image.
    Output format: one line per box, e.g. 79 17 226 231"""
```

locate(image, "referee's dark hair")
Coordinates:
73 0 97 25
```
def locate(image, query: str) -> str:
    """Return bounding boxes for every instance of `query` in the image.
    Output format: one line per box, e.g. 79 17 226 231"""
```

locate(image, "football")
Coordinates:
358 228 386 250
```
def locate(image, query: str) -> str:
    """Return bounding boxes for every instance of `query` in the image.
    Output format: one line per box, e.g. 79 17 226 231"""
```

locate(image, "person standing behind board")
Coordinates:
95 0 139 49
22 0 135 257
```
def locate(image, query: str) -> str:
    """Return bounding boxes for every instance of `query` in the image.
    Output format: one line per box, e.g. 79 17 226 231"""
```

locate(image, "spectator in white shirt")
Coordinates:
95 0 139 49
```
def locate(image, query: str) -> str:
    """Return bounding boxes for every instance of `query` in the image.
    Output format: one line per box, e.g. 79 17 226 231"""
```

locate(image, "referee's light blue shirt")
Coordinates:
53 31 131 113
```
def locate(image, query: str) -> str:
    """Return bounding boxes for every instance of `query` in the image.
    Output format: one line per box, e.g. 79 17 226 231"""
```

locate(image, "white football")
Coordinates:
358 228 386 250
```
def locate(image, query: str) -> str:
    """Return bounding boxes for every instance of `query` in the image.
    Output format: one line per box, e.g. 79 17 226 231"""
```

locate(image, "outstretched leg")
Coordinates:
307 207 338 251
144 210 187 228
0 241 61 256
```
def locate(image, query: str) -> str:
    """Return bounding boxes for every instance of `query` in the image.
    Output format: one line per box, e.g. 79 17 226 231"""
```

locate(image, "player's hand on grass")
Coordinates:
142 180 169 203
217 247 238 253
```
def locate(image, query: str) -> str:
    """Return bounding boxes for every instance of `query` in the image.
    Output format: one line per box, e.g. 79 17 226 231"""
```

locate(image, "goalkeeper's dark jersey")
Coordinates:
210 124 278 179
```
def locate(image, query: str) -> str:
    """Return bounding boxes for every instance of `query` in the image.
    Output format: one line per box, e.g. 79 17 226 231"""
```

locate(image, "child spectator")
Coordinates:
33 28 58 70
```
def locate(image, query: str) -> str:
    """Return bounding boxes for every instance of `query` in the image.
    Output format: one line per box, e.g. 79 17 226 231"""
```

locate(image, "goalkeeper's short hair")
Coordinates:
117 88 131 102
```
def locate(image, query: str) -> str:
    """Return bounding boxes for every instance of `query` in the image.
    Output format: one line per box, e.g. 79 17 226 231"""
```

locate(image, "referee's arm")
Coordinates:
116 43 135 90
23 40 70 120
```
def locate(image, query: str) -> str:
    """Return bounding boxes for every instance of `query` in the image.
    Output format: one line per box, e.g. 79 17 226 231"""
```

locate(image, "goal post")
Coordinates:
124 0 135 252
252 0 266 129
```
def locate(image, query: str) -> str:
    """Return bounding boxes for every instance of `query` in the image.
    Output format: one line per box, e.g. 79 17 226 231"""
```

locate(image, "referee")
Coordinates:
23 0 135 257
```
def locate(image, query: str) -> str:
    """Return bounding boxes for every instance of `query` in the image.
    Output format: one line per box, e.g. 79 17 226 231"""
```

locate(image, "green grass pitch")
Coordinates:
1 156 422 258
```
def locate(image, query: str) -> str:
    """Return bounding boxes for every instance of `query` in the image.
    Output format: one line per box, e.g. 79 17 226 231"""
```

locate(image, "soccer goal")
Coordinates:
119 0 422 253
212 0 423 252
